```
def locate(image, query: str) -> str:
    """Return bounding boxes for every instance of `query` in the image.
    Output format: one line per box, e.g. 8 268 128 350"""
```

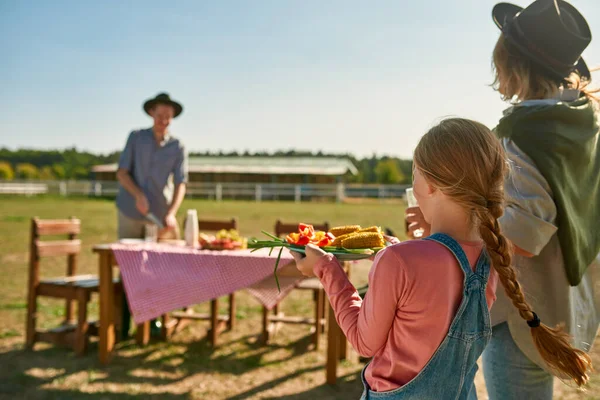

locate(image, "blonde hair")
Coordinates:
492 34 599 103
414 118 592 387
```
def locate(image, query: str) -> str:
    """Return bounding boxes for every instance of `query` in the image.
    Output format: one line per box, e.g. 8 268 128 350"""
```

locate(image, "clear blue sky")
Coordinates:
1 0 598 159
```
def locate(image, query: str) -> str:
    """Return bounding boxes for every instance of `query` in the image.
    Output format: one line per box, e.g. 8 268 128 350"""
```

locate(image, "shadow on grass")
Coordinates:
0 330 363 399
226 369 362 400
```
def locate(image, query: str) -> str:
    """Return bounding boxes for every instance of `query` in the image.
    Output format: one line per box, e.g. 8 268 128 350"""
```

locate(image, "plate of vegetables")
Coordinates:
248 223 390 291
199 229 247 250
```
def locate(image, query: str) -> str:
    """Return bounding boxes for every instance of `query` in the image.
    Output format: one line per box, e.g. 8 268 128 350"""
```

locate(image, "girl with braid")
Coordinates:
293 117 591 399
406 1 599 398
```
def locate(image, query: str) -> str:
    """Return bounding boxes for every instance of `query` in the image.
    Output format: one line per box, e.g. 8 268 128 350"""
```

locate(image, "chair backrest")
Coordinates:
274 220 330 238
29 217 81 281
198 218 238 232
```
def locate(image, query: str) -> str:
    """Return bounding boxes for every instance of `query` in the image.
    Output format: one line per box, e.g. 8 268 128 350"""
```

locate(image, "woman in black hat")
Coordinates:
483 1 599 398
480 0 600 398
406 0 599 398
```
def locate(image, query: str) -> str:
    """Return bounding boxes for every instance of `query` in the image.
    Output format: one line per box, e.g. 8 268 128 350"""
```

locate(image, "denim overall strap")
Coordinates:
474 249 491 283
425 233 474 278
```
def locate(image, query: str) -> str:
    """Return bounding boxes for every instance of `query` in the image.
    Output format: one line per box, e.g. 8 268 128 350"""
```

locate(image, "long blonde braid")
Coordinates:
475 201 591 386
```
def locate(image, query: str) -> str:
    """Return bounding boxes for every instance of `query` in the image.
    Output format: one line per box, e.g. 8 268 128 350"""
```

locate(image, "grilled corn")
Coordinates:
341 232 385 249
331 232 355 247
358 226 381 233
329 225 361 237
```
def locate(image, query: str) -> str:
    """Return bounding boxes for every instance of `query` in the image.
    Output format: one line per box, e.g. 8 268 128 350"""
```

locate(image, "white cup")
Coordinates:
405 188 418 208
145 224 158 243
405 188 424 238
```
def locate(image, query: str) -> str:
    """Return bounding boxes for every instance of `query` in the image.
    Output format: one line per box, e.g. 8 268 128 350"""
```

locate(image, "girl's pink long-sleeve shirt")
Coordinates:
314 239 498 392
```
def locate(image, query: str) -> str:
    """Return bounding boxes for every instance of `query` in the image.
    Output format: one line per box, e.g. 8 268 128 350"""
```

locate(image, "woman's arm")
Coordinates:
499 139 558 257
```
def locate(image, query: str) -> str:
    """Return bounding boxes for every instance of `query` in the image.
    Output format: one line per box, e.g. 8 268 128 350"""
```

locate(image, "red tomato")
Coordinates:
298 223 315 235
316 237 331 247
296 235 311 245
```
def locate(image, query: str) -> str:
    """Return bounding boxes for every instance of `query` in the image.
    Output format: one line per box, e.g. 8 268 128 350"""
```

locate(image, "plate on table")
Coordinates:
118 238 146 245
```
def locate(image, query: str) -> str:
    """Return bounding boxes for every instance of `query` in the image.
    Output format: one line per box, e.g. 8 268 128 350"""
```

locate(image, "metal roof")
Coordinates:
92 157 357 176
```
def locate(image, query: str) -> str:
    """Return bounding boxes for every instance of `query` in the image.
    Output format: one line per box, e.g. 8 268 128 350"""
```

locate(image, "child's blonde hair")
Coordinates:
492 34 599 103
413 118 592 387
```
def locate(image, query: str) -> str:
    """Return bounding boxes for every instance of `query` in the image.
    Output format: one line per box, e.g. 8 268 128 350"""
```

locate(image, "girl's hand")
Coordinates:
405 206 431 239
290 243 328 277
384 235 400 245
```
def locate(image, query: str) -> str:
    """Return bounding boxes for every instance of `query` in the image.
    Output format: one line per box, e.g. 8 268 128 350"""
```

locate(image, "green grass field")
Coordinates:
0 196 598 399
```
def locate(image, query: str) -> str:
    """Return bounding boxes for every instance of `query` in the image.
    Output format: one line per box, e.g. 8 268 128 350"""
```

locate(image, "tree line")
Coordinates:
0 148 412 184
0 148 120 181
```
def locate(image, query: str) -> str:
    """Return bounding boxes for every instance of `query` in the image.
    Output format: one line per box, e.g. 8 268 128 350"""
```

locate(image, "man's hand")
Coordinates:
135 193 149 215
164 212 178 230
290 244 328 277
405 206 431 239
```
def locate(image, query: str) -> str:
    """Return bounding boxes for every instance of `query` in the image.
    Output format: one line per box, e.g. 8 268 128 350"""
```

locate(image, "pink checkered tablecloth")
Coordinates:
110 243 300 324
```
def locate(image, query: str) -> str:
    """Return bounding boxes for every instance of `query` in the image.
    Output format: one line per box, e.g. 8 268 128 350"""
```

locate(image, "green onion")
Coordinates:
248 231 387 293
274 246 283 292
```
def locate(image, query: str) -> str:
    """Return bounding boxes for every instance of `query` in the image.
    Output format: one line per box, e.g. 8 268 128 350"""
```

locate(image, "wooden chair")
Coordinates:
163 218 238 346
262 220 330 349
26 217 121 355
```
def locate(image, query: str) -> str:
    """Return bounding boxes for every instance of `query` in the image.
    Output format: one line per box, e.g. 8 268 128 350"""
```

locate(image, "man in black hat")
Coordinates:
116 93 187 239
116 92 188 337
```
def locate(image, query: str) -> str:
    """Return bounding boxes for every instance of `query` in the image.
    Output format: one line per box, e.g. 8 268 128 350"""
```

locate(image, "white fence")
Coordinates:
0 182 49 195
0 181 410 202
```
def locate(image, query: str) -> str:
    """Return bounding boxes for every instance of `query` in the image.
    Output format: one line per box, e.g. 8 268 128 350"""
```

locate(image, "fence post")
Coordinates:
59 181 67 197
294 185 301 203
215 184 222 202
378 186 385 200
336 183 345 203
255 185 262 202
94 182 102 197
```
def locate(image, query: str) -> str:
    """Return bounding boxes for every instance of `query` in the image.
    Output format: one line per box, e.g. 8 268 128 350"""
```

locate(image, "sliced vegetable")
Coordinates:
249 224 388 293
285 223 333 247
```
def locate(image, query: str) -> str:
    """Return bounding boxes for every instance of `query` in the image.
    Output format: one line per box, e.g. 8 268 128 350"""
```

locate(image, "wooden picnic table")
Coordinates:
92 244 349 384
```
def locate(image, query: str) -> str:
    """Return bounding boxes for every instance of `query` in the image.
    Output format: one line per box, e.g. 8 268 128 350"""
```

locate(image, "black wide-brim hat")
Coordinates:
143 93 183 118
492 0 591 82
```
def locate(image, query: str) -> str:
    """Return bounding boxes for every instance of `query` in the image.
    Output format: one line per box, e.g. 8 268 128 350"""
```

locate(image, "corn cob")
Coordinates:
331 232 356 247
329 225 361 237
341 232 385 249
358 226 382 233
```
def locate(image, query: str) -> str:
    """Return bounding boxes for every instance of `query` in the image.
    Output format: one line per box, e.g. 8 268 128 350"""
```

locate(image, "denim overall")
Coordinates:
360 233 492 400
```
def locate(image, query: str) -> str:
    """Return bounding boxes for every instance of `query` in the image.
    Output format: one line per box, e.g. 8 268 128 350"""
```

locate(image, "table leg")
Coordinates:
261 306 270 344
210 298 218 346
228 293 236 330
161 313 172 341
314 288 325 350
136 321 150 346
99 251 115 365
326 302 340 385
